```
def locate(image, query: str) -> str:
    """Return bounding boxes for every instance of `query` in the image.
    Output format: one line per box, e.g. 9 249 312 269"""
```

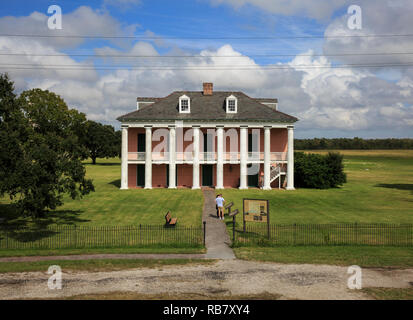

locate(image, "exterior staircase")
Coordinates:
270 164 286 189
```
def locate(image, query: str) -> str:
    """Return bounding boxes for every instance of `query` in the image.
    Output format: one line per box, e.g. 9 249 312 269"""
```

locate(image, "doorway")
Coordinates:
202 165 213 187
137 164 145 187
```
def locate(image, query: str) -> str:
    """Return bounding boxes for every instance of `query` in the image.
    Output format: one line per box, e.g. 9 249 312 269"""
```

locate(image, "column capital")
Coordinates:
168 125 176 128
216 125 224 128
264 125 272 129
144 125 153 128
287 125 294 130
121 124 129 129
240 125 249 129
192 125 201 128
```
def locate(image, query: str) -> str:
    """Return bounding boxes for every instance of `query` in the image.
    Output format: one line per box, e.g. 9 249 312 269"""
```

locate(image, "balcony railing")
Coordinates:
128 151 287 162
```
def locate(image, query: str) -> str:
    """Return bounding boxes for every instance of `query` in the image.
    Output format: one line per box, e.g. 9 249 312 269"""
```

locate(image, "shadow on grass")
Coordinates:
109 179 121 188
0 204 90 242
88 162 120 166
375 184 413 194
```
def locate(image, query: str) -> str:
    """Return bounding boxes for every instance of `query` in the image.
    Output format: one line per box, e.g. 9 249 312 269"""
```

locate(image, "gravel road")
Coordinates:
1 260 412 300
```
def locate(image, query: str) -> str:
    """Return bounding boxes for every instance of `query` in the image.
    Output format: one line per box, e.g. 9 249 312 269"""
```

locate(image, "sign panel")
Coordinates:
243 199 269 223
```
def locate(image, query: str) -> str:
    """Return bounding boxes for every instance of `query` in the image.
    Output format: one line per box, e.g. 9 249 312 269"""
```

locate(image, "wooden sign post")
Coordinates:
242 198 270 240
229 209 239 243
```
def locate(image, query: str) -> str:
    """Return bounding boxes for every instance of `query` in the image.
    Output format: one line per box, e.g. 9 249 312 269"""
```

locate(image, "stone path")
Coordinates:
0 189 235 263
202 189 236 259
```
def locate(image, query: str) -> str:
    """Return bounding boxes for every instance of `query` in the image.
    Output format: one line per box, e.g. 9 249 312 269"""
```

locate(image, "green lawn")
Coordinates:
221 150 413 266
0 258 214 273
0 158 204 226
221 150 413 224
233 246 413 268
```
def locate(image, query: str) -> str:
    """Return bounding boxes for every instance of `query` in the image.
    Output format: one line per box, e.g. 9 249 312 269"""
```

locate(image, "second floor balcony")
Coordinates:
127 151 287 163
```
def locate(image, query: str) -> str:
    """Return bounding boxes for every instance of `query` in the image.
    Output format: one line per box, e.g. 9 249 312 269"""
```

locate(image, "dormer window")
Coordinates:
226 95 237 113
179 95 190 113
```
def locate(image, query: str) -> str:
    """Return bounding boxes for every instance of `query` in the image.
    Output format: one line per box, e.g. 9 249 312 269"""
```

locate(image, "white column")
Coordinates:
144 126 152 189
120 125 128 190
239 126 248 189
286 125 295 190
263 126 271 190
192 126 200 189
168 125 177 189
216 126 224 189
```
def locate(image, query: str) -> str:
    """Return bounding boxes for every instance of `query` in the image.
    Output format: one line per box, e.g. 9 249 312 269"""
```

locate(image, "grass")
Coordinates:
0 258 214 273
0 158 205 255
362 287 413 300
221 150 413 224
0 158 204 226
221 150 413 267
0 246 205 257
233 246 413 268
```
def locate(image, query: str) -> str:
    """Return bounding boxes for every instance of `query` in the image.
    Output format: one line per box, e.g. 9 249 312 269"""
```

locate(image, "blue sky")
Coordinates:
0 0 413 138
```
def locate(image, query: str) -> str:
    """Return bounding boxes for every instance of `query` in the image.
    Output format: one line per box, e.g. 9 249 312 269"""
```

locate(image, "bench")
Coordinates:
229 209 239 217
225 202 234 216
165 211 177 227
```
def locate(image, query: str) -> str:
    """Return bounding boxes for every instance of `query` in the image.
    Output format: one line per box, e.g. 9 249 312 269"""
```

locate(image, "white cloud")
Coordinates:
209 0 349 20
1 5 413 137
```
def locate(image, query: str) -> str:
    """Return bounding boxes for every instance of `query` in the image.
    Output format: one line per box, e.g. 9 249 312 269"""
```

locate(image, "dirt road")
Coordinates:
1 260 412 300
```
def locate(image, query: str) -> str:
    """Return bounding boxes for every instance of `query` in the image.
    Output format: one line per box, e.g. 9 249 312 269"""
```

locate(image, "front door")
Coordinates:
247 164 259 187
202 165 213 187
137 164 145 187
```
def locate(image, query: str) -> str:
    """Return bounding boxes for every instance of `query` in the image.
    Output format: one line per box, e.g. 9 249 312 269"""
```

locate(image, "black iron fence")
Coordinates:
0 225 204 249
234 223 413 246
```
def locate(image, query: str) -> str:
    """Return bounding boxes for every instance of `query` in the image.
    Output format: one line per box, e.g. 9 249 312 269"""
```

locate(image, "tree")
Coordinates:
0 75 94 217
83 120 120 164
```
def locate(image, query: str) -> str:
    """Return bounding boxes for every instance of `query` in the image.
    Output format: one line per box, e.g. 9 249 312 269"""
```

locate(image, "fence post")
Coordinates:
294 223 297 245
232 215 236 243
203 221 206 246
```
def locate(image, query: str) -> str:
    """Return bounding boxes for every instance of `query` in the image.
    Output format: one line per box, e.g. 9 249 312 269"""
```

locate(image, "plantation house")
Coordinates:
117 83 298 190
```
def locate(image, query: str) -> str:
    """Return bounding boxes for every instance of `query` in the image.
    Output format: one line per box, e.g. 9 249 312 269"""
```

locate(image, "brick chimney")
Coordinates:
203 82 213 96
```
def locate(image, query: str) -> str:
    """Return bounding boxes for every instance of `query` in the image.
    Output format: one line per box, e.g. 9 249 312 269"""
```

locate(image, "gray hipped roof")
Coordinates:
118 91 298 123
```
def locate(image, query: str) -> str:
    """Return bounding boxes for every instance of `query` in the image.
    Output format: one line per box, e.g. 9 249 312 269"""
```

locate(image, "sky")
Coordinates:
0 0 413 138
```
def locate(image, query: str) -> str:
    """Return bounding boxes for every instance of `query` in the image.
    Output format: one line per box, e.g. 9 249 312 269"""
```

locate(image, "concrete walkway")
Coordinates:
202 189 236 259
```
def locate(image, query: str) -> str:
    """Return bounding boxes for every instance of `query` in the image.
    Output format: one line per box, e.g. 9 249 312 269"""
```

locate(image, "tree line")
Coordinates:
0 73 120 217
295 137 413 150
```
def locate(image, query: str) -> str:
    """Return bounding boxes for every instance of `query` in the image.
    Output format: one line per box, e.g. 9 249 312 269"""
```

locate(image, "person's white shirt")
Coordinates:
216 196 225 207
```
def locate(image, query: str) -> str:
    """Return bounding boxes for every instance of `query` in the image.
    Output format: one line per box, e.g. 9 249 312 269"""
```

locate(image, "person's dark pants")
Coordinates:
216 205 219 218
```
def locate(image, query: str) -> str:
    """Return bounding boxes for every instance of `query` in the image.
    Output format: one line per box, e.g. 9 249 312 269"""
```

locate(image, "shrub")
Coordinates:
294 152 347 189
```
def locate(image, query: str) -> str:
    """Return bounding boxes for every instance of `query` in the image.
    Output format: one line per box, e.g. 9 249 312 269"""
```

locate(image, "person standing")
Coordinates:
215 194 225 220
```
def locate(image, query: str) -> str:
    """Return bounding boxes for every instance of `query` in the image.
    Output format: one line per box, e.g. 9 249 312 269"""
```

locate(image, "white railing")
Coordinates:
271 152 287 161
200 152 216 161
176 152 194 161
224 152 240 161
128 152 145 161
128 151 287 162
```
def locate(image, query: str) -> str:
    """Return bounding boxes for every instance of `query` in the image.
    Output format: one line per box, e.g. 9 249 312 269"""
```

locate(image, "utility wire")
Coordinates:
2 62 413 71
1 52 413 58
1 33 413 40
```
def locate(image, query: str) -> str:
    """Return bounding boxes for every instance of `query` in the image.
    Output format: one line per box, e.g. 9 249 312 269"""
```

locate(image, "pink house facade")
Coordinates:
117 83 298 190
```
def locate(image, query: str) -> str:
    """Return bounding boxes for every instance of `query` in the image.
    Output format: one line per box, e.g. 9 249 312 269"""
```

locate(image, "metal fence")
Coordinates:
234 223 413 246
0 225 204 249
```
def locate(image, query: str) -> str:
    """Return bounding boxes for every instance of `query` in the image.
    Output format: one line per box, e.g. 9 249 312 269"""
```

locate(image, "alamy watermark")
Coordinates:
347 5 362 30
47 265 62 290
47 5 62 30
347 265 362 290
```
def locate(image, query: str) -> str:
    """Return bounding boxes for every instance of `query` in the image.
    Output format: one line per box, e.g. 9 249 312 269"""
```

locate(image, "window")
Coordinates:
179 95 190 113
228 99 236 112
226 95 237 113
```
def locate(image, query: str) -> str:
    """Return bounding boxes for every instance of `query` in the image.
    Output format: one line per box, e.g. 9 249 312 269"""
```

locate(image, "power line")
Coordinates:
1 52 413 58
1 33 413 40
2 62 413 71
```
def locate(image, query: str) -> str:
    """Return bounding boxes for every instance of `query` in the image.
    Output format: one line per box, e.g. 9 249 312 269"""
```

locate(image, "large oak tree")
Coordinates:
0 74 94 217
